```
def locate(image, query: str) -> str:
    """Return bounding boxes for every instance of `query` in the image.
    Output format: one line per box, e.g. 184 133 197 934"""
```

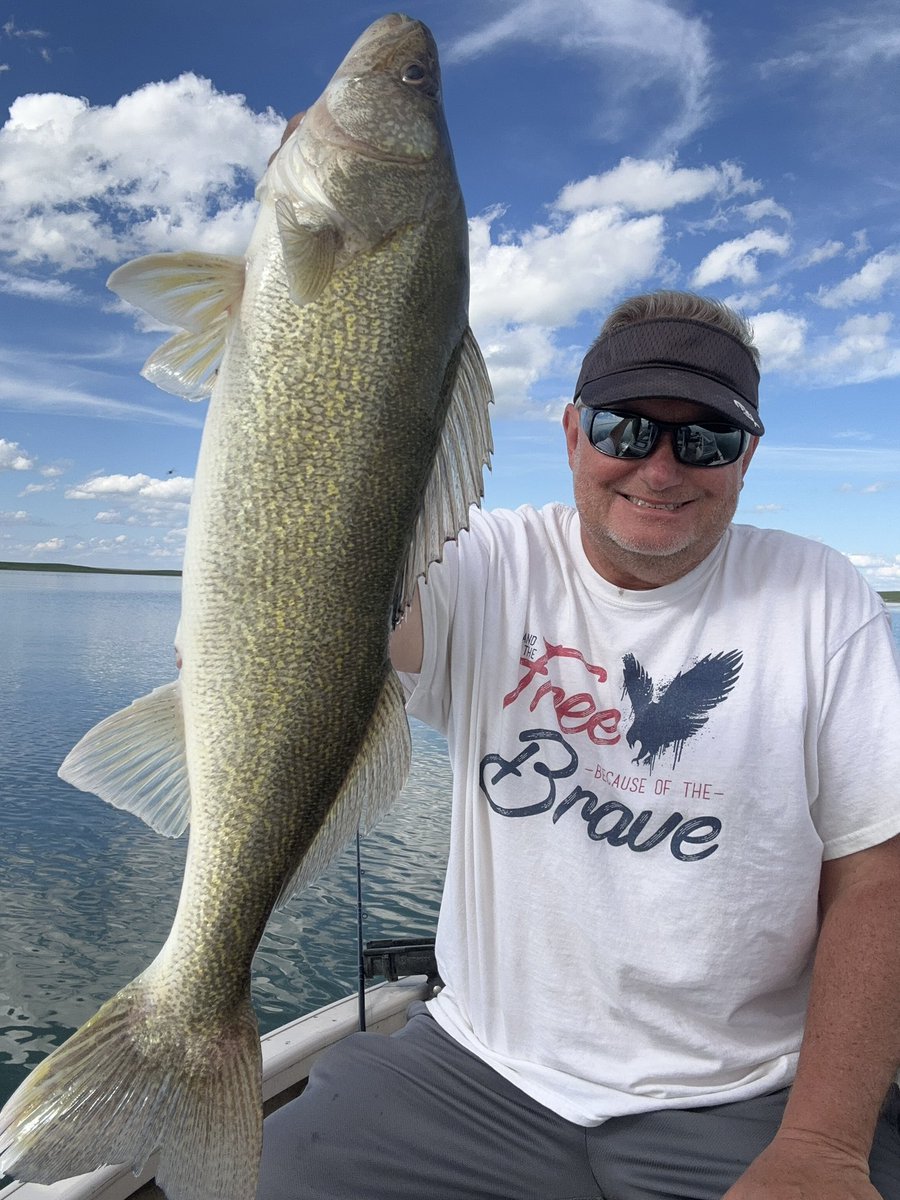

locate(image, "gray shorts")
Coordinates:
257 1003 900 1200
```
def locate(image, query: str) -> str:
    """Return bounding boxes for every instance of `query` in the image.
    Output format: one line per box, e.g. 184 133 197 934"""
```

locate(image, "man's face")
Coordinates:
563 397 758 590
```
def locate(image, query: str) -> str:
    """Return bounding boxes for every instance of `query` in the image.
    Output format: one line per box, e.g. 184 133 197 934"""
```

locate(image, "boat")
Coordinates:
0 942 439 1200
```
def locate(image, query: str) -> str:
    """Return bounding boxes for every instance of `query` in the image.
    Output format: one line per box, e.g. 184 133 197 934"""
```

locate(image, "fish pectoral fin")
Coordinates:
395 325 494 618
275 670 411 907
140 313 229 400
275 198 340 305
107 251 246 333
58 679 191 838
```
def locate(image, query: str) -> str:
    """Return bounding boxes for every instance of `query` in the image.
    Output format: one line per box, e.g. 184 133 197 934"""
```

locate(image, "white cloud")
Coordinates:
0 509 29 522
0 75 283 270
722 285 780 312
833 430 875 442
0 437 35 470
31 536 63 554
761 11 900 76
0 270 81 302
739 199 791 224
65 472 193 526
691 230 792 288
469 206 664 331
467 202 666 412
66 472 192 502
446 0 714 151
814 313 900 382
18 481 55 495
2 18 48 40
749 310 900 385
753 445 900 473
815 249 900 308
475 324 559 411
798 241 844 268
555 157 756 214
0 356 205 427
750 310 809 371
844 552 900 590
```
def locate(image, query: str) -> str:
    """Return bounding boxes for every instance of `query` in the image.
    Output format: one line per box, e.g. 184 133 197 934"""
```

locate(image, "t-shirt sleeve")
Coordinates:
400 531 466 737
399 508 501 737
812 607 900 859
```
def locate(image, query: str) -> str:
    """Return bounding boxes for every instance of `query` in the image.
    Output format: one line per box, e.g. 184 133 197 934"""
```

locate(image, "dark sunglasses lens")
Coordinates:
676 424 747 466
582 410 655 459
581 408 748 467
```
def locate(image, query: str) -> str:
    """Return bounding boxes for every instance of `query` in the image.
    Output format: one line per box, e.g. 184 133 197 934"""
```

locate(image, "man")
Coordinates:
258 291 900 1199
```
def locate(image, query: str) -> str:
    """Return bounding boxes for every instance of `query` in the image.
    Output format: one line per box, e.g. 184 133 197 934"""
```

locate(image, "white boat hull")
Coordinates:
0 977 429 1200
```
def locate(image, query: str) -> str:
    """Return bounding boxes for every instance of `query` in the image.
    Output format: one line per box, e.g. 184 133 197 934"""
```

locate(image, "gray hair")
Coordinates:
597 291 760 369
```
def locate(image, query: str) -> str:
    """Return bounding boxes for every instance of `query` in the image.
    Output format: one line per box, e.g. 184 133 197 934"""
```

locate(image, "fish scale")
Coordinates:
0 14 492 1200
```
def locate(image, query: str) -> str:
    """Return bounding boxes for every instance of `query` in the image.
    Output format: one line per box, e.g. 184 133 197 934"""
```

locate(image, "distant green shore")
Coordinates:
0 561 897 601
0 560 181 577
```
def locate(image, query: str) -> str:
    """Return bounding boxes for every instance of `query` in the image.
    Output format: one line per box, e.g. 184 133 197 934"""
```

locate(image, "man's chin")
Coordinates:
605 529 696 559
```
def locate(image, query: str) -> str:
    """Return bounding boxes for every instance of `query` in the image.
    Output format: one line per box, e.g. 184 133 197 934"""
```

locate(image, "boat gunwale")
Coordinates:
0 976 429 1200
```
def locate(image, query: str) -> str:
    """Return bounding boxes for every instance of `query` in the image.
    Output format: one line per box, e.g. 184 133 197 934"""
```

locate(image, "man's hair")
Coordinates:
597 291 760 369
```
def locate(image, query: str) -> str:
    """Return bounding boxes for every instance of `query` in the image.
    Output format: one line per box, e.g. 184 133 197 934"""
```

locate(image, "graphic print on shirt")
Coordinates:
477 635 743 861
622 650 743 771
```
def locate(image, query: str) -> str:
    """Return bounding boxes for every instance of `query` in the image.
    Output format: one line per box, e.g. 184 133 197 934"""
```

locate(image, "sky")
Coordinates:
0 0 898 589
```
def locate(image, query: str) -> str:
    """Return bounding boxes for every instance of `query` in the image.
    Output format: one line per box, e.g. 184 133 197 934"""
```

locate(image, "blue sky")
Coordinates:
0 0 898 587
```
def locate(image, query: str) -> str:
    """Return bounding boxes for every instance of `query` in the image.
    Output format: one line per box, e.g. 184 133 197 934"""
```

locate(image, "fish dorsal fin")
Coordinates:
395 325 494 618
275 199 340 306
107 252 246 333
58 680 191 838
140 313 229 400
275 670 410 907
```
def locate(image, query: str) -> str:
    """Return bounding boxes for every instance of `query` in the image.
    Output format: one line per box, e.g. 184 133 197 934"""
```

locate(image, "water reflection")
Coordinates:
0 572 451 1109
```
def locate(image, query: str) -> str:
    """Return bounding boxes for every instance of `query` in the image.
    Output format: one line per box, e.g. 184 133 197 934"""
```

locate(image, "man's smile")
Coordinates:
622 494 692 511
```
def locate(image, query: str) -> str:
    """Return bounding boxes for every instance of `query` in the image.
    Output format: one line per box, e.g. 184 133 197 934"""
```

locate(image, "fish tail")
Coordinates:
0 968 262 1200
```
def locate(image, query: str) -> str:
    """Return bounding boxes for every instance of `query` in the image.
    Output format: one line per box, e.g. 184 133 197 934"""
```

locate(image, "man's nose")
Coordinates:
634 430 686 486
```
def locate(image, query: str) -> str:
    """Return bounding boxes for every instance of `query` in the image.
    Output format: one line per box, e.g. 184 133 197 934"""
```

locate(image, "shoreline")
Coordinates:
1 561 897 603
0 561 181 578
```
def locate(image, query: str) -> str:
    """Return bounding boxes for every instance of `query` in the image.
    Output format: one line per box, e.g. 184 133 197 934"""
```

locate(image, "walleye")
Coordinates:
0 14 492 1200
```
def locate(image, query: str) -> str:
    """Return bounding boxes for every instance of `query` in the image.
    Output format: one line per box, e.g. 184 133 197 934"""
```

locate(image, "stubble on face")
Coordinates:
564 401 757 590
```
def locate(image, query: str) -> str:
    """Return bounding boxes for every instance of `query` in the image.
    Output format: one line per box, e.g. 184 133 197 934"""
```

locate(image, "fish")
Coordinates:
0 13 492 1200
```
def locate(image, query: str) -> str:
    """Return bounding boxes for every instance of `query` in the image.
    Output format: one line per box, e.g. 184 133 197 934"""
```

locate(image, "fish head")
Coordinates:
324 13 445 156
264 14 461 245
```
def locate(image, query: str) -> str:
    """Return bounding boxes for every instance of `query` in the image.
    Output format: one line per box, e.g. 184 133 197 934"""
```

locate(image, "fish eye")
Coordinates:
401 62 428 86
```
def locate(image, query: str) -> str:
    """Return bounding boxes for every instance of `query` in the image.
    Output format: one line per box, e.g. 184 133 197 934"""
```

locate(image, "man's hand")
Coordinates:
723 1132 878 1200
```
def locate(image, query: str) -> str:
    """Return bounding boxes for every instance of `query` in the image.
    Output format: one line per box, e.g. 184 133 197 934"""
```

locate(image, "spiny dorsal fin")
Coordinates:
395 326 494 619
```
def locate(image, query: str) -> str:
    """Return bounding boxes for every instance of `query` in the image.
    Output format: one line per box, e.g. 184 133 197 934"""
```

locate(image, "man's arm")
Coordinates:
389 586 424 673
725 832 900 1199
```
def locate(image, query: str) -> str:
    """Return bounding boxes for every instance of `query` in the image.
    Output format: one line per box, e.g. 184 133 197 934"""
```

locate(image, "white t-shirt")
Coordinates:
402 503 900 1126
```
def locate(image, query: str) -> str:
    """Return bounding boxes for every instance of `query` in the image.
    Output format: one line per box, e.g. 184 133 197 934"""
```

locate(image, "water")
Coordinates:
1 575 898 1117
0 570 452 1111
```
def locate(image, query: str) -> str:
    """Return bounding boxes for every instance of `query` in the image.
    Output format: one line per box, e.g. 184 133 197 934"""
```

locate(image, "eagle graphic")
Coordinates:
621 650 743 769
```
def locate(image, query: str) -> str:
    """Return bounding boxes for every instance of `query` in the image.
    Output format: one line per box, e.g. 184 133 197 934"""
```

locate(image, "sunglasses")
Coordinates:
578 406 750 468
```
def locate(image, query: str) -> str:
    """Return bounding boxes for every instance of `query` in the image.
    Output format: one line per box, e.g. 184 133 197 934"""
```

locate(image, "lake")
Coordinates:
0 569 453 1112
1 571 898 1115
